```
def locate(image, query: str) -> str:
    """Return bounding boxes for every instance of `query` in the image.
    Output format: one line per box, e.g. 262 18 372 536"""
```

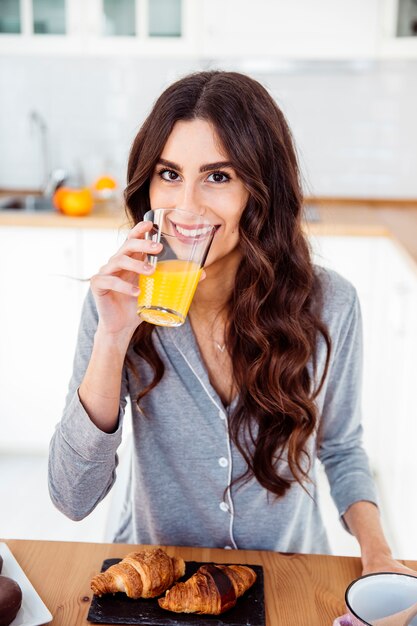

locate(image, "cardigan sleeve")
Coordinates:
48 289 129 521
317 285 378 530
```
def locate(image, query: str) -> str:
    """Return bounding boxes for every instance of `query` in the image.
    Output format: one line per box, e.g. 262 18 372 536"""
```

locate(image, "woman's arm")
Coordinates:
78 220 161 432
48 221 162 519
317 278 379 532
48 290 130 520
344 501 416 576
317 272 415 576
79 325 134 433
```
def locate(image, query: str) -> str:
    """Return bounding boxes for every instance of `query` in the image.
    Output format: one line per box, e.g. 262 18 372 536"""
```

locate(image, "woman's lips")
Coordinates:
168 219 220 242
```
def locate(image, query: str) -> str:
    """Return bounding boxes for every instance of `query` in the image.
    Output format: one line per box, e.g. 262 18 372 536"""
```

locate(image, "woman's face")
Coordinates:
149 118 249 267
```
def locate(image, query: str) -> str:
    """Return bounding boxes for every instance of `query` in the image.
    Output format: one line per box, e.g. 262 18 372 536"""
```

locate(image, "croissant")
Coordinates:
90 548 185 599
158 563 256 615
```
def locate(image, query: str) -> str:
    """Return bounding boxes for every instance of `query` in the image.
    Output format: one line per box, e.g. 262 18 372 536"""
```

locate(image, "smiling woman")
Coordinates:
48 71 416 579
148 119 249 268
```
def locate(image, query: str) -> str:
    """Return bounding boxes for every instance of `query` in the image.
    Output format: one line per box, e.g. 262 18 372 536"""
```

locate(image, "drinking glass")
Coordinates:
137 208 216 327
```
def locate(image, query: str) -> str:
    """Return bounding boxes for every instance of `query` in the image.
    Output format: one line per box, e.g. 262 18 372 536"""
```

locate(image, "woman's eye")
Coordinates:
158 169 180 181
207 172 230 183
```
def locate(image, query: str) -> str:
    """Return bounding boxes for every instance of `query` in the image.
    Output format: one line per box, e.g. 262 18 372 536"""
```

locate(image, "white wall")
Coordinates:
1 55 417 198
0 56 200 190
258 59 417 198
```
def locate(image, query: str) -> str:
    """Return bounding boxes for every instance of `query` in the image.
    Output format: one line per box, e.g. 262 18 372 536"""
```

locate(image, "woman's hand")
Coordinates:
362 555 417 577
90 220 162 339
343 502 417 580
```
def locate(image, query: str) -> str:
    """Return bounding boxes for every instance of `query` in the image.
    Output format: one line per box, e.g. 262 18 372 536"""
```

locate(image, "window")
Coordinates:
103 0 136 36
0 0 21 34
33 0 66 35
397 0 417 37
149 0 181 37
0 0 185 40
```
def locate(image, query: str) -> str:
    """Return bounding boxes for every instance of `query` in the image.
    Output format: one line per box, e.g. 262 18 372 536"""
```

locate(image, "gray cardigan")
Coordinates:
48 266 377 553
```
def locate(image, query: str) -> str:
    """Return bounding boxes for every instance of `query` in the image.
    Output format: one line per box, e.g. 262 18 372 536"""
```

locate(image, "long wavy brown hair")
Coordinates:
124 71 331 498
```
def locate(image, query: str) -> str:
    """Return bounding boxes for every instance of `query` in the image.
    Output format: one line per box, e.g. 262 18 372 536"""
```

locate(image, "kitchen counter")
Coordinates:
3 538 417 625
0 199 132 230
1 198 417 270
304 202 417 272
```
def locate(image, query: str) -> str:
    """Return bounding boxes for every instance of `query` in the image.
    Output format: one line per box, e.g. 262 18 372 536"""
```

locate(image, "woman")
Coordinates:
49 71 411 575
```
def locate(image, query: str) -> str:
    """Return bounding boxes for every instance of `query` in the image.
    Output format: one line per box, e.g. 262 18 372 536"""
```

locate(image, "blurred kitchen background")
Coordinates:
0 0 417 558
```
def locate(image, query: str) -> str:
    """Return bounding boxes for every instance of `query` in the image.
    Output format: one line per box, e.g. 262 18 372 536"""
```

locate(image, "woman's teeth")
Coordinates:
174 224 213 238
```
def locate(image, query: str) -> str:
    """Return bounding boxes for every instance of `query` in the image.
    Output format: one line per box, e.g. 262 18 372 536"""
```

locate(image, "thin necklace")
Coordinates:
188 310 227 354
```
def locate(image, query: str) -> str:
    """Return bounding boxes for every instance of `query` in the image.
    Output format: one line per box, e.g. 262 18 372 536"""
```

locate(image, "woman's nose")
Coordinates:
176 182 202 214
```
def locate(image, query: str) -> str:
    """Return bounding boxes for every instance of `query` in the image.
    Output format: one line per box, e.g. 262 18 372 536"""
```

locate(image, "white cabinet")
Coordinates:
0 226 82 452
0 0 198 56
369 240 417 557
2 0 417 59
201 0 380 59
311 234 417 558
0 225 125 453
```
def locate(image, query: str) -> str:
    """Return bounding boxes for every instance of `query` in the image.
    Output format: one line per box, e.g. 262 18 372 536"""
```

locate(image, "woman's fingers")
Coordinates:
126 219 153 239
92 256 155 298
103 254 154 277
91 273 141 297
90 220 163 298
121 237 162 259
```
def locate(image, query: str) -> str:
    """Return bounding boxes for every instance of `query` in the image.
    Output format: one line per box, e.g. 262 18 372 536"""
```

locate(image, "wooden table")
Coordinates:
3 539 417 625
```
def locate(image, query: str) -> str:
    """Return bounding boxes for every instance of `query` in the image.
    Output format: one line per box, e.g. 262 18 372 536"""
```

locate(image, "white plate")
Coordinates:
0 543 52 626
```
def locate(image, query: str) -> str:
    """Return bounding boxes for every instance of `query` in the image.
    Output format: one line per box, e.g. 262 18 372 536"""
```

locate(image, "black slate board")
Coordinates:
87 559 265 626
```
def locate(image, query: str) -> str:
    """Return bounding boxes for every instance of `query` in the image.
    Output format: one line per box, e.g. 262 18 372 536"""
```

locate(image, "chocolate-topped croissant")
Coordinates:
90 548 185 599
158 563 256 615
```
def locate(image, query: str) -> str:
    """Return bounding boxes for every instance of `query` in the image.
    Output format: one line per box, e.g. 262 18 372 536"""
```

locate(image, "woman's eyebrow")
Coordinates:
200 161 233 172
156 158 233 173
157 158 182 171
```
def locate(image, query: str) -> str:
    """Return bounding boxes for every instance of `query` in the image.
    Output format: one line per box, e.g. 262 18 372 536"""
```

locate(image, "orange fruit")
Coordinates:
93 175 117 191
60 188 94 217
52 187 69 212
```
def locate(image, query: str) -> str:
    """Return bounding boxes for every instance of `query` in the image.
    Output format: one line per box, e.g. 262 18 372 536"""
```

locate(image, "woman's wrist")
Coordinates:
94 323 136 354
360 542 393 569
77 323 135 433
343 501 393 569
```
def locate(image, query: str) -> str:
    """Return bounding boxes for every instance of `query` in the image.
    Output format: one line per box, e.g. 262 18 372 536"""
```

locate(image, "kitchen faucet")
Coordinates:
29 109 67 195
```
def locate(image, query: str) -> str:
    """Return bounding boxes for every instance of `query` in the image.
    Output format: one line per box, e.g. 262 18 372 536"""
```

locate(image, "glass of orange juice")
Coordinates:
137 208 217 327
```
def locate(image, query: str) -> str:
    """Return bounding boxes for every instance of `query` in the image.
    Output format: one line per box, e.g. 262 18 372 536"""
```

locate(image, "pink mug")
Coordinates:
334 573 417 625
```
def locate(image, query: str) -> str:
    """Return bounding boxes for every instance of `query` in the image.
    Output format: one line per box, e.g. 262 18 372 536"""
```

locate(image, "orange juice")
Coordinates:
137 259 202 327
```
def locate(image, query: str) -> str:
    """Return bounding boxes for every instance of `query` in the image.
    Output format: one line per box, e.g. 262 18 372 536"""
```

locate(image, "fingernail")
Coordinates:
143 263 153 271
150 241 160 249
132 287 140 295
